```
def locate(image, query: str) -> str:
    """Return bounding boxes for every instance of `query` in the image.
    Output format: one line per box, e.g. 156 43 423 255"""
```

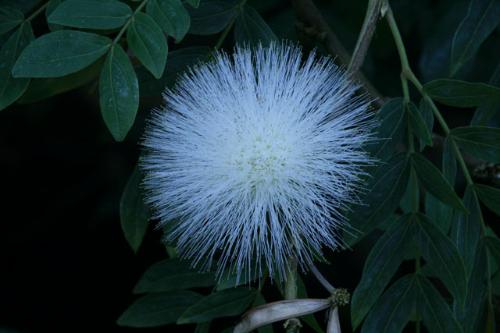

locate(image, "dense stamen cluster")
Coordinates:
142 43 374 280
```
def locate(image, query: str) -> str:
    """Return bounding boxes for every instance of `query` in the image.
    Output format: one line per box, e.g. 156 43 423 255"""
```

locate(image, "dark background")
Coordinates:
1 0 499 332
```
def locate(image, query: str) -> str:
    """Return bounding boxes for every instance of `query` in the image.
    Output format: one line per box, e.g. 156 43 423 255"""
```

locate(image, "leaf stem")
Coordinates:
113 0 149 45
385 1 493 328
26 1 49 22
385 3 473 186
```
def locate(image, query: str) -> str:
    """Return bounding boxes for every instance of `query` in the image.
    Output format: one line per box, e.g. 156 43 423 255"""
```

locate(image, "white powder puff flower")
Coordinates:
142 43 374 280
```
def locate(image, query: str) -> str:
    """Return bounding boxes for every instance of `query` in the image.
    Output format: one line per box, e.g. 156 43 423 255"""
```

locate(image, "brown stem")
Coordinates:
348 0 384 74
292 0 385 106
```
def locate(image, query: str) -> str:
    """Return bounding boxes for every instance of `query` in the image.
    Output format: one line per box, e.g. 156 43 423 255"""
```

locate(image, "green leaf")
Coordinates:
415 214 467 307
492 271 500 296
411 153 466 211
0 22 33 111
46 0 63 31
127 12 168 79
188 0 239 35
361 275 417 333
18 59 102 103
47 0 132 29
99 44 139 142
120 166 149 253
450 0 500 76
486 235 500 264
146 0 190 42
349 154 410 234
400 167 419 214
454 240 489 333
450 126 500 163
423 79 500 107
450 186 481 276
186 0 201 8
471 62 500 126
426 138 455 228
442 138 457 185
425 139 457 233
134 258 215 293
177 288 257 324
475 183 500 216
418 98 435 151
408 102 433 148
117 290 202 327
216 268 256 291
0 7 24 35
195 322 211 333
368 98 406 160
415 275 463 333
234 5 277 46
12 30 111 78
351 214 415 330
418 3 468 82
0 0 39 15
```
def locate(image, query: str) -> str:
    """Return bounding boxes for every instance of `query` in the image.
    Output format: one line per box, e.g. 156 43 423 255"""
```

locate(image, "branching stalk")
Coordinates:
385 0 493 325
113 0 149 44
385 4 474 186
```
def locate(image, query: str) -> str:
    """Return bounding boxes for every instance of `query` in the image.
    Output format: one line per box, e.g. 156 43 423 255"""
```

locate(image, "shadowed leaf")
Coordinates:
424 79 500 107
234 5 277 46
415 214 467 307
117 291 202 327
415 275 463 333
188 0 239 35
412 153 466 211
178 288 257 324
352 214 415 330
361 275 417 333
451 126 500 163
450 0 500 75
0 22 33 110
120 166 149 253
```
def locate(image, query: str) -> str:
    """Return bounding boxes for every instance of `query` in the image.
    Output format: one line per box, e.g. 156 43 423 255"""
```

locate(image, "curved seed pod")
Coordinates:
233 298 330 333
327 307 341 333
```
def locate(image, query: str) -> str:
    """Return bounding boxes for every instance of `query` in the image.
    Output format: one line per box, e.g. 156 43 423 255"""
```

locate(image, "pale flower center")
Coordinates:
227 124 293 188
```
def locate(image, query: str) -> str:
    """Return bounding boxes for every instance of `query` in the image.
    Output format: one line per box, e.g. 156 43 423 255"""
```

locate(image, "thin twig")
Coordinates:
384 0 495 320
326 307 342 333
348 0 384 74
292 0 385 106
